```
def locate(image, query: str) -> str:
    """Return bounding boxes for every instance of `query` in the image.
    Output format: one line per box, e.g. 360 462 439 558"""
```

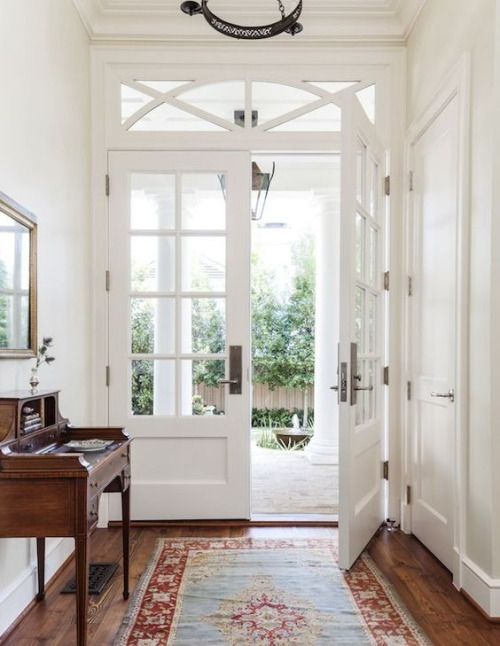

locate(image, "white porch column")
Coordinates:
305 192 340 465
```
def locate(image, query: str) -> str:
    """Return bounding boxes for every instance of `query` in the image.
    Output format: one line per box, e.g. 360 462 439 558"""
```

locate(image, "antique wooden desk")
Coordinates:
0 390 131 646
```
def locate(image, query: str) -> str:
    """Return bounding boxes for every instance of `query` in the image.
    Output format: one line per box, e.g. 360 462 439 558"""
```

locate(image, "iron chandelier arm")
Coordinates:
181 0 304 40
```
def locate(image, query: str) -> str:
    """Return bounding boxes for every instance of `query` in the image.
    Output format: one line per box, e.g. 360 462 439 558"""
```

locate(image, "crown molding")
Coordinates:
72 0 426 44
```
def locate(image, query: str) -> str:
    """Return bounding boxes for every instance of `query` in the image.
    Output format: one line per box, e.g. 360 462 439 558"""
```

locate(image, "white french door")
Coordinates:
107 150 251 520
338 94 387 569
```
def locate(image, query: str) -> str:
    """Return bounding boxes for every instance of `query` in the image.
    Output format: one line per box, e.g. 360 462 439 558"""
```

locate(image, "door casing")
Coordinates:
89 52 405 528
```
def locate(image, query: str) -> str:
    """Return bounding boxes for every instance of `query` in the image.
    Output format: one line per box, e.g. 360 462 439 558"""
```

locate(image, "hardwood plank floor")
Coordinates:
367 529 500 645
2 526 500 645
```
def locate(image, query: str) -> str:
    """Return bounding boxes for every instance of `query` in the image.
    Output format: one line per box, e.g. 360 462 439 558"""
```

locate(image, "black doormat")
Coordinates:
61 563 118 595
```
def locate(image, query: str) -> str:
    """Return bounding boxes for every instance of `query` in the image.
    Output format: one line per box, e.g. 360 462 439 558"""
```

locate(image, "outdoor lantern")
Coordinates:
180 1 304 40
252 162 275 222
218 162 275 222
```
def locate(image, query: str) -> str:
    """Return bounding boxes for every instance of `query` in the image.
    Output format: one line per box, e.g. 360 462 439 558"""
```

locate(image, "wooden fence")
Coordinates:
197 383 314 411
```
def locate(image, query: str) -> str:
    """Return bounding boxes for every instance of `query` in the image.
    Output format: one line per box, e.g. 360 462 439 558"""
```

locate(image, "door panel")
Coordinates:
411 95 458 571
339 94 386 569
108 151 251 520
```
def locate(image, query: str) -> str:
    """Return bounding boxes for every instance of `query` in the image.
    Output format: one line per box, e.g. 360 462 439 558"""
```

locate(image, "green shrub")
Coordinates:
255 427 280 450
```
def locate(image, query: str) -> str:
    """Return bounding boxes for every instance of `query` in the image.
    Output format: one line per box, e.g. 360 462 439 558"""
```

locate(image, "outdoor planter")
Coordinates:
273 428 313 449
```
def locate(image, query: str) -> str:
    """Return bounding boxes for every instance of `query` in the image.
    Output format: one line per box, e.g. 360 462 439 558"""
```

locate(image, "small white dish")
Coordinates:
65 439 113 453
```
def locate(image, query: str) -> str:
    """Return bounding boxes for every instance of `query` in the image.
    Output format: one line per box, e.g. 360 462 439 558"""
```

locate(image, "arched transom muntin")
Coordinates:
120 79 376 133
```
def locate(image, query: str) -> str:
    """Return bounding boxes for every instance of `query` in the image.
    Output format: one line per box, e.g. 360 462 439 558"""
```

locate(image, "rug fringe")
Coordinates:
361 553 433 646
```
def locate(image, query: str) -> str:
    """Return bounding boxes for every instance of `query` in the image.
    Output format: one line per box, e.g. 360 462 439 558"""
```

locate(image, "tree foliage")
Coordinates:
131 266 154 415
252 235 315 391
191 298 225 387
0 259 8 348
131 298 154 416
252 234 316 426
129 234 316 420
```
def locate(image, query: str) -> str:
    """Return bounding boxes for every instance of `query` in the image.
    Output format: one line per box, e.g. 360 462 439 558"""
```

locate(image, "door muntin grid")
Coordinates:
354 136 383 426
129 171 228 417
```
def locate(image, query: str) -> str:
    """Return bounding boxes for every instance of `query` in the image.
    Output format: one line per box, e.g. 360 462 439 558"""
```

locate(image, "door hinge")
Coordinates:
105 270 110 292
407 381 412 401
105 174 110 197
384 175 391 196
406 485 412 505
105 365 110 387
383 460 389 480
383 271 390 291
383 366 389 386
408 276 413 297
409 170 414 192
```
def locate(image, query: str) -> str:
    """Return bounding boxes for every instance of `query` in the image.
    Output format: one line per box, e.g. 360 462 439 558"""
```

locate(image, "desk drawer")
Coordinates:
0 479 74 537
89 447 129 496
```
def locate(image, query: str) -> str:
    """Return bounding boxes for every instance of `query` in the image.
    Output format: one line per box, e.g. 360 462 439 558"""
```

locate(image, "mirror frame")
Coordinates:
0 191 38 359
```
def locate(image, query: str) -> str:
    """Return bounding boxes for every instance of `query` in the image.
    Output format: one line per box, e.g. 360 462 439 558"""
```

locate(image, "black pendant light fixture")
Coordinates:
180 1 303 40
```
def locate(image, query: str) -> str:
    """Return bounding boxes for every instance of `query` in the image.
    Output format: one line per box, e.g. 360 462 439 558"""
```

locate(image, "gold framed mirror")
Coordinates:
0 192 37 359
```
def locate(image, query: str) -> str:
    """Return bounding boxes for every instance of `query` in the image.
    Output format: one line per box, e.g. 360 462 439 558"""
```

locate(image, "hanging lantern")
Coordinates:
218 162 275 221
180 1 304 40
252 162 275 222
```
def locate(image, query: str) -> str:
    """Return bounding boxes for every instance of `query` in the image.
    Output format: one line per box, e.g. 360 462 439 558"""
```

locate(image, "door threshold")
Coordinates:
109 515 338 528
251 514 338 526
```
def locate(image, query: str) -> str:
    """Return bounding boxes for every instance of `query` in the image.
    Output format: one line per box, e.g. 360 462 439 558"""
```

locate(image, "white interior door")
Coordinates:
409 94 459 572
339 94 387 569
108 150 251 520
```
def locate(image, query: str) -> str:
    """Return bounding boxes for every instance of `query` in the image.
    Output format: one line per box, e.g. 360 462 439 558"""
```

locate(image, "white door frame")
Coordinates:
402 54 471 588
90 48 406 526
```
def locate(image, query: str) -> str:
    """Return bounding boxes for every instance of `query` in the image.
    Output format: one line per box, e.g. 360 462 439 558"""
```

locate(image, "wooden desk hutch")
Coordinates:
0 390 131 646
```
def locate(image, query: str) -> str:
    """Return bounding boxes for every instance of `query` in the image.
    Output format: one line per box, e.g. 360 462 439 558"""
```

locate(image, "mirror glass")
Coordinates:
0 194 37 357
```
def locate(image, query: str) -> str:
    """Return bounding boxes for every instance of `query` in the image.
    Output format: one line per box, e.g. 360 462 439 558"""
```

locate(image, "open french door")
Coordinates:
107 151 251 520
338 94 387 569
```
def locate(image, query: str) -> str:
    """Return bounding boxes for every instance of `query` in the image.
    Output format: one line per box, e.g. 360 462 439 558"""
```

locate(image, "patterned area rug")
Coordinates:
114 538 430 645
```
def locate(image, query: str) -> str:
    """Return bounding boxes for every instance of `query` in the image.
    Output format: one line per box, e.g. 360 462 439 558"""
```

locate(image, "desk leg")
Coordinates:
36 538 45 601
121 485 130 600
75 534 89 646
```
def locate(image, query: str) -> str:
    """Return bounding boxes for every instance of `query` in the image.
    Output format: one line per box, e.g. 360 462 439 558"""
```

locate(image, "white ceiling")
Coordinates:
72 0 426 43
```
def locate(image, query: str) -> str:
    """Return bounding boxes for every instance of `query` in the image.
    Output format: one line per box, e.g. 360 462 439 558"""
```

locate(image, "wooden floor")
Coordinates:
3 526 500 645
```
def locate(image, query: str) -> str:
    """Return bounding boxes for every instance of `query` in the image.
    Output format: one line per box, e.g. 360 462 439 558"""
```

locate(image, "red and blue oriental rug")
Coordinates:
114 537 430 645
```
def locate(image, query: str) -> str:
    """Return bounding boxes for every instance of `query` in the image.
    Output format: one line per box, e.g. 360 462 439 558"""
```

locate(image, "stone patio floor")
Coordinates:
251 444 338 515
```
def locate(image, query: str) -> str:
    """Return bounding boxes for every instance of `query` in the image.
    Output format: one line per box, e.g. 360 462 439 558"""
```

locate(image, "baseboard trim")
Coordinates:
461 590 500 624
461 556 500 619
109 517 338 528
0 539 74 642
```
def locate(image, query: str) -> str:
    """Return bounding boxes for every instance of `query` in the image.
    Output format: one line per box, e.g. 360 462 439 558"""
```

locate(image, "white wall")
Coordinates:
407 0 497 603
0 0 90 634
490 0 500 580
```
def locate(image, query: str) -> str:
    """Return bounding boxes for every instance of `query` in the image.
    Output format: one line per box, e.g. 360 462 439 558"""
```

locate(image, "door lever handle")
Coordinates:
330 385 339 391
431 389 455 403
218 346 242 394
354 385 374 392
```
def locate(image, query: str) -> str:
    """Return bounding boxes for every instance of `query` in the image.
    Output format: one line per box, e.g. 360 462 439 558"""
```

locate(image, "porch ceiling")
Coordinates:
73 0 426 44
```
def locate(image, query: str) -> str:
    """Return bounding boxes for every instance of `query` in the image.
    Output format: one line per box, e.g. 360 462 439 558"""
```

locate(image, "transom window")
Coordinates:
120 79 376 133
